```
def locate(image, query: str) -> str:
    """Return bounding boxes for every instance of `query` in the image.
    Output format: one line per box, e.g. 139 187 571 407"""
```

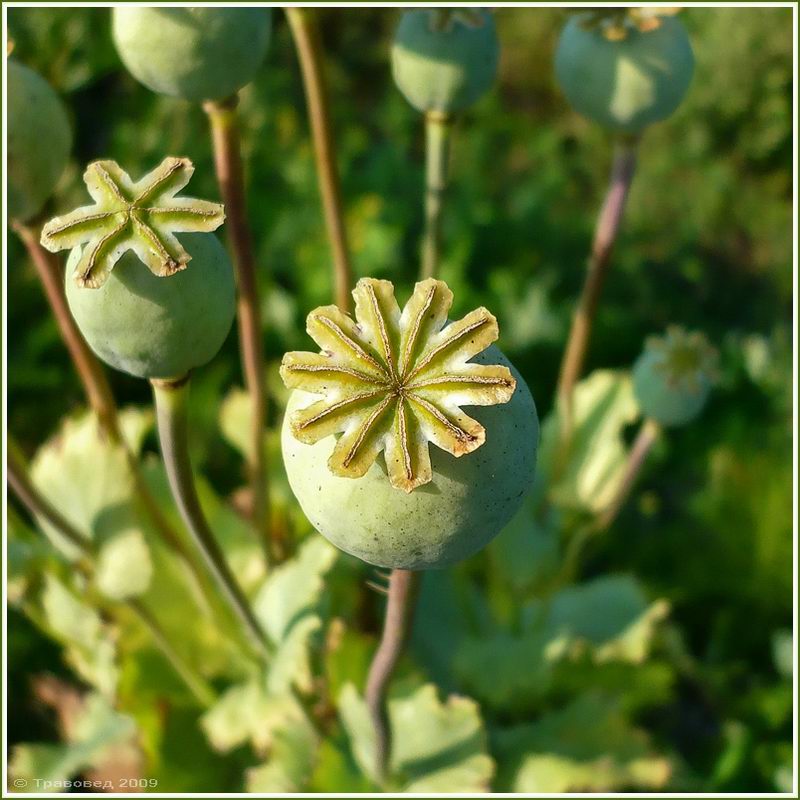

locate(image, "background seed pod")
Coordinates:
391 9 499 114
112 7 272 101
554 15 694 134
65 232 236 380
282 348 538 570
632 332 715 427
8 60 72 222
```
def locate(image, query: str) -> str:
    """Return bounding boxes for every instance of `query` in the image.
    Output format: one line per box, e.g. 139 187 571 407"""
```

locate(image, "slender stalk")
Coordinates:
559 417 660 584
7 438 216 707
7 437 91 557
420 112 453 280
596 417 661 531
11 220 118 440
286 7 354 312
203 96 271 557
365 569 420 785
151 376 271 659
556 138 639 420
125 599 216 707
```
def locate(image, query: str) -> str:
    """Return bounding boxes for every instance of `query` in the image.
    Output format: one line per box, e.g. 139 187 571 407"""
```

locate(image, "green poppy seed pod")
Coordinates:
112 7 272 101
391 9 499 114
8 60 72 222
632 327 718 427
279 278 538 571
554 14 694 134
66 233 235 380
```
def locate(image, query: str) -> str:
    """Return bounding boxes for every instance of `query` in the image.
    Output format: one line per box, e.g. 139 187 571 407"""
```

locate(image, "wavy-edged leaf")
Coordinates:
494 693 673 792
539 370 640 513
339 682 494 792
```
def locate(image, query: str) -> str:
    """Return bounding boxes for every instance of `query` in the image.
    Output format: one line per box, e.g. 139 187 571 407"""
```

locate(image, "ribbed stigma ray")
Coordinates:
365 282 397 382
406 393 478 446
314 316 389 379
399 283 436 380
79 216 130 286
341 395 394 469
405 314 493 384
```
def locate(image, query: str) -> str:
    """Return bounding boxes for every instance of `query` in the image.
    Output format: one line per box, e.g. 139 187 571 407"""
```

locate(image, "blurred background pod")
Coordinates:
111 7 272 101
633 326 718 427
554 12 694 134
391 9 499 115
8 60 72 222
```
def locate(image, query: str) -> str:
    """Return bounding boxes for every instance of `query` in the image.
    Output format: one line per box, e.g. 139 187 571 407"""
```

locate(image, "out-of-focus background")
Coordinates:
6 6 794 794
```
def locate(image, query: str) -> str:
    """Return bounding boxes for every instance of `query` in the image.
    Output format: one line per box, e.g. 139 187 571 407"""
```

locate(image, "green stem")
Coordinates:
559 416 660 584
7 436 216 707
286 7 354 312
12 219 119 440
420 112 452 280
365 569 420 785
151 376 271 659
556 137 639 430
125 599 216 707
203 96 273 562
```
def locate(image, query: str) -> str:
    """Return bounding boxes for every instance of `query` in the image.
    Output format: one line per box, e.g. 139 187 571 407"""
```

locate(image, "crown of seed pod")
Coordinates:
280 278 539 570
8 60 72 222
112 7 272 101
391 9 499 115
40 157 234 380
633 326 718 427
554 8 694 134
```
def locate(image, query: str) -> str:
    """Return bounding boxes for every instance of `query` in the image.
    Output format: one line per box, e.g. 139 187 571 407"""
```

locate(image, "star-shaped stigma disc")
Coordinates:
40 157 225 288
281 278 517 493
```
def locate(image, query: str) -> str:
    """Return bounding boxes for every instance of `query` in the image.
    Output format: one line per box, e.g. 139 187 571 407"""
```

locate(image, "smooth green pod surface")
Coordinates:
554 15 694 134
391 10 499 114
112 7 272 101
66 233 235 380
8 60 72 222
633 349 711 427
282 348 538 570
632 327 715 427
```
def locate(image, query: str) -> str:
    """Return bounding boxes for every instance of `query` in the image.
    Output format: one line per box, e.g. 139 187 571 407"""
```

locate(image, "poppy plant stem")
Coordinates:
556 138 639 429
560 417 660 583
365 568 421 785
12 220 118 440
286 7 354 312
204 96 271 560
151 376 271 660
420 112 453 280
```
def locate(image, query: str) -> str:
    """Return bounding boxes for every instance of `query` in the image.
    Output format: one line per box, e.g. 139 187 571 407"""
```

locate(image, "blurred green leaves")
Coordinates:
339 683 494 792
494 693 672 792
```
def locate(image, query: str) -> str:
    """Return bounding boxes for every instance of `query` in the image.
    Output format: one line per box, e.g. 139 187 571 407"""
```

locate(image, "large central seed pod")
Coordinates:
281 278 539 570
40 157 234 380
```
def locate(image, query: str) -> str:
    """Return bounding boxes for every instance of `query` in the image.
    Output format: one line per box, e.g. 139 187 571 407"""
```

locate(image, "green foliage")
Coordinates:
339 683 494 792
6 5 792 794
10 693 138 791
494 693 672 792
